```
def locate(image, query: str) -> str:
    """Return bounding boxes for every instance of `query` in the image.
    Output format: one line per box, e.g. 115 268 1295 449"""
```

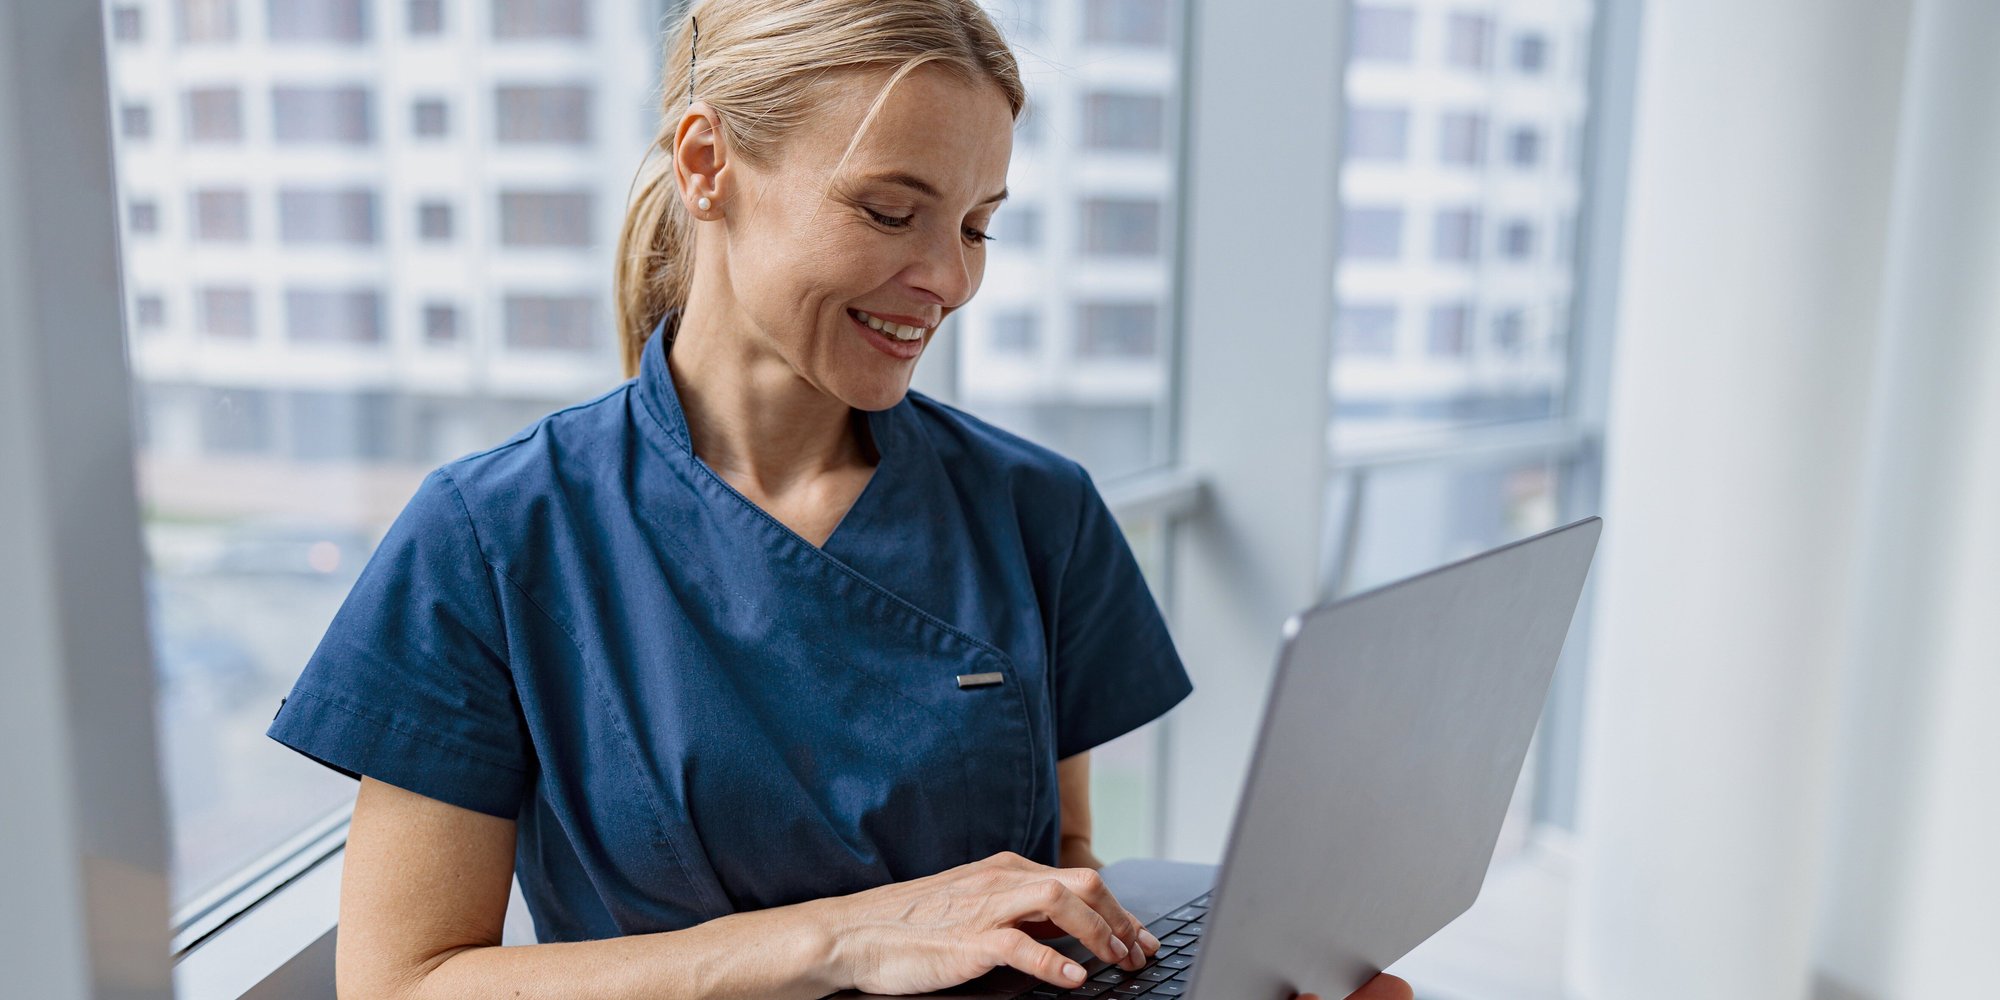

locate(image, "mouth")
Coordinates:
848 308 929 361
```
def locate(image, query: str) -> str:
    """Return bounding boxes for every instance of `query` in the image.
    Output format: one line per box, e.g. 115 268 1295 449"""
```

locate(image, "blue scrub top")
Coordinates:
267 307 1193 942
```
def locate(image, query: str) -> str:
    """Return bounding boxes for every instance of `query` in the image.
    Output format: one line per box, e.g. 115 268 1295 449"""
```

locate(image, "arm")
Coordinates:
341 776 1159 999
1057 751 1105 870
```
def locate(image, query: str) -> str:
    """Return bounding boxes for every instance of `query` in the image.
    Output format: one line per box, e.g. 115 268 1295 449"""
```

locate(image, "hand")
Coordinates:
1297 972 1416 1000
818 850 1162 995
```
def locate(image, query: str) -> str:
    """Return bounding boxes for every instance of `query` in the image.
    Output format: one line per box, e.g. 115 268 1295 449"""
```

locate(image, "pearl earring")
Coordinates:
696 196 712 212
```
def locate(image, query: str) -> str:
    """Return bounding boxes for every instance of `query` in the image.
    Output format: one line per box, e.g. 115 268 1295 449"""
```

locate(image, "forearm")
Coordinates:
395 896 844 1000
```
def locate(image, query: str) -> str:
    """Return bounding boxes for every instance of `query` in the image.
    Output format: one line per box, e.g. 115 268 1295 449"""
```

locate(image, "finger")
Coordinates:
1296 973 1416 1000
1047 867 1152 969
1000 879 1130 966
984 928 1089 989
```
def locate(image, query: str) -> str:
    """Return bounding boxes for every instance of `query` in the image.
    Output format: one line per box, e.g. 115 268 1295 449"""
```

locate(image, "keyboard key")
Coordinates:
1166 905 1205 921
1178 922 1205 937
1157 954 1194 970
1139 966 1177 982
1159 933 1196 948
1176 940 1202 955
1069 986 1113 997
1149 983 1187 996
1191 893 1212 905
1145 917 1187 938
1112 981 1154 995
1092 969 1130 984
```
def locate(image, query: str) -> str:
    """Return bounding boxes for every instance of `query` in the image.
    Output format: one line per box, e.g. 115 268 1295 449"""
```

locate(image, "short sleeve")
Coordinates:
1050 465 1194 760
266 467 532 818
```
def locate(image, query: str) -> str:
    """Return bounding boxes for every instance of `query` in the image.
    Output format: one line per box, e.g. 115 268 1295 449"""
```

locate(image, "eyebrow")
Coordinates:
864 170 1008 206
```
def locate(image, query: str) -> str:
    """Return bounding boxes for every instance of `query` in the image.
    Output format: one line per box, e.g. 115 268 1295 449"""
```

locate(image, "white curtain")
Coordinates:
1567 1 2000 998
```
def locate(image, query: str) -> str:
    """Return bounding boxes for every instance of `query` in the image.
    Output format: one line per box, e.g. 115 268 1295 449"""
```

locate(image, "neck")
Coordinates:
665 300 872 496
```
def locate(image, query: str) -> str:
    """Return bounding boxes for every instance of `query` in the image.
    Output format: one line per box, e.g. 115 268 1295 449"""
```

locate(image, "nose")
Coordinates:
903 224 979 309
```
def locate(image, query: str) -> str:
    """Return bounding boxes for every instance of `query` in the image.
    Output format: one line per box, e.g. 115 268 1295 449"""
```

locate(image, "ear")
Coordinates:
671 101 729 216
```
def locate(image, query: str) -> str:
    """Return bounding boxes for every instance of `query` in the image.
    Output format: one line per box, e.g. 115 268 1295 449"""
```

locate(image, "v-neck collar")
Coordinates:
633 307 903 553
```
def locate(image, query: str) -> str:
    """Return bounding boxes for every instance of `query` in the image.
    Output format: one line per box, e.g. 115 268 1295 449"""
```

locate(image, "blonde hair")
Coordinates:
614 0 1027 378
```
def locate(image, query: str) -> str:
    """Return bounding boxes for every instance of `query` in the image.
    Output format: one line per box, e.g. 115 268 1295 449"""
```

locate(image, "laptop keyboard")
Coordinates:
1014 891 1210 999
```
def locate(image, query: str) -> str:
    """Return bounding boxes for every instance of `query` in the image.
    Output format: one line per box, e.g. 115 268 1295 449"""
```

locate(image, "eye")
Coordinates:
963 225 993 246
865 207 914 228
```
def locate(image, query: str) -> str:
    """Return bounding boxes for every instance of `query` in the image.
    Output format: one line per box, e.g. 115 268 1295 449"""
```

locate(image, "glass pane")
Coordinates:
959 0 1186 481
105 0 634 910
1325 454 1564 597
1331 0 1597 451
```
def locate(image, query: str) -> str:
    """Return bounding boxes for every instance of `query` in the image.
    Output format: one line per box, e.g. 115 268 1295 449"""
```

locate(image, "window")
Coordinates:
1427 301 1471 356
267 0 369 43
191 188 251 241
1515 32 1549 73
136 293 168 330
1335 302 1399 358
409 0 444 34
289 391 395 462
1080 197 1162 256
1340 205 1403 260
492 0 587 40
423 303 460 343
197 287 257 339
504 293 595 349
1433 208 1481 263
113 6 145 42
285 287 383 343
1492 307 1527 354
185 87 244 143
1083 91 1166 152
412 97 450 137
1508 126 1542 167
128 199 160 235
1439 111 1487 166
991 203 1042 249
499 190 592 247
1501 219 1536 260
418 200 454 241
120 102 152 140
496 84 591 145
1349 5 1415 63
989 310 1039 355
1345 105 1410 161
198 387 274 453
176 0 238 43
272 86 373 144
1084 0 1169 47
1447 12 1494 71
278 187 378 244
1075 302 1159 359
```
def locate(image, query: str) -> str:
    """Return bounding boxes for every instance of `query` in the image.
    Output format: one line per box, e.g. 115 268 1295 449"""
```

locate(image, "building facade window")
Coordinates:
267 0 369 43
1340 205 1403 260
120 102 152 141
498 190 592 247
492 0 587 40
1427 301 1472 356
1082 91 1166 152
288 390 395 461
278 188 379 244
185 87 244 143
285 287 384 343
1075 302 1159 359
1432 207 1482 262
128 199 160 235
418 200 454 241
504 293 595 349
197 287 257 339
1492 307 1527 354
1508 125 1542 167
272 86 373 144
1446 12 1494 71
136 294 168 330
112 6 145 42
408 0 444 34
423 303 460 343
495 84 591 145
1439 111 1487 166
1349 5 1415 63
191 188 251 241
1335 302 1399 357
1080 197 1162 256
990 203 1042 249
197 387 273 454
176 0 238 44
1345 105 1410 161
1501 219 1537 260
412 97 450 137
1514 32 1549 74
1083 0 1169 47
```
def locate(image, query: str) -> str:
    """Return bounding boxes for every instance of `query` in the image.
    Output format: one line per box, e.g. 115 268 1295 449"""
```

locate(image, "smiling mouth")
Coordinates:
848 308 929 342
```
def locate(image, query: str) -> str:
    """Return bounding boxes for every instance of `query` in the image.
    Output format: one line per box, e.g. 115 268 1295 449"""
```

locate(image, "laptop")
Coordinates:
839 515 1602 1000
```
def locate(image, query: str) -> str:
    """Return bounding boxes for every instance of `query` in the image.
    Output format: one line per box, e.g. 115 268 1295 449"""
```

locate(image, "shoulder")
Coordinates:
901 389 1094 499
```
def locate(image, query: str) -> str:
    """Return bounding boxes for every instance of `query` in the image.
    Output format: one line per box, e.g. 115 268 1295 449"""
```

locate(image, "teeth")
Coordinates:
853 309 926 342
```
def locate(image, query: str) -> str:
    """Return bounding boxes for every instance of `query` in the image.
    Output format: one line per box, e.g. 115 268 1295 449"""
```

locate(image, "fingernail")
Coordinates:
1111 936 1129 959
1063 962 1085 983
1140 929 1160 951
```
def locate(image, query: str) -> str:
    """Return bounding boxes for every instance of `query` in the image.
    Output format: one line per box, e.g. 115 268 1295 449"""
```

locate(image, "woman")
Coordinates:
267 2 1412 997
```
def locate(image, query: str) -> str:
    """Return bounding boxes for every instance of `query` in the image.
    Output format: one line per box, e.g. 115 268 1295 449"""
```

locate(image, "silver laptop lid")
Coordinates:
1189 516 1602 999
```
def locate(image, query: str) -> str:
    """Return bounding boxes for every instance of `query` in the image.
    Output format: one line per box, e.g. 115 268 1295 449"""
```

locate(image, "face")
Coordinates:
677 64 1015 411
